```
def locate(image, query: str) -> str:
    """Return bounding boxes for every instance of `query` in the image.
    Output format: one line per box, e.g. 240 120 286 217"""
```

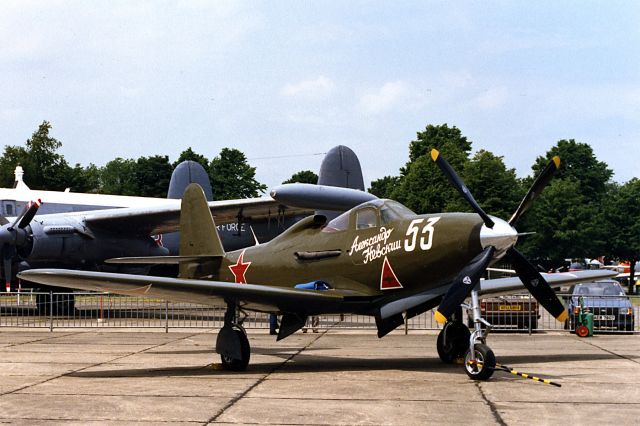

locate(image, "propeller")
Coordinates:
430 150 567 323
434 246 495 323
0 199 41 292
431 149 494 228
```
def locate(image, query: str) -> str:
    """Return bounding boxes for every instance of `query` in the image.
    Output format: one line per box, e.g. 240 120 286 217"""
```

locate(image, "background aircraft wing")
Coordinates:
478 269 617 296
19 269 346 313
34 198 310 236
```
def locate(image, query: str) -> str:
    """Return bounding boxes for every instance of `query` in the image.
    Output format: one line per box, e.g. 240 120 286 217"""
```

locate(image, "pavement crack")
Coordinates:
578 338 640 365
206 329 327 425
475 382 507 426
0 331 204 397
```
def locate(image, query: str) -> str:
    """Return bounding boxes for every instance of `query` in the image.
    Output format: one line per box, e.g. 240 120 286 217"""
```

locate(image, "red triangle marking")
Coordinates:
380 256 403 290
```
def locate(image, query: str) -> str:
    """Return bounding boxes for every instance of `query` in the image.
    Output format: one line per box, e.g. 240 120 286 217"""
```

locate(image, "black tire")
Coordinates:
220 328 250 371
437 322 471 364
464 343 495 381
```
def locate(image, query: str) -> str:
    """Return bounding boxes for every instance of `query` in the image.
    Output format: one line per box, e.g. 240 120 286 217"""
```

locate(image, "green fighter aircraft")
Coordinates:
19 150 614 380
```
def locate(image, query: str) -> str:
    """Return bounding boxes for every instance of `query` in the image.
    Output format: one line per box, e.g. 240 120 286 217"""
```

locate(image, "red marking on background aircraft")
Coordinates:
380 256 403 290
229 250 251 284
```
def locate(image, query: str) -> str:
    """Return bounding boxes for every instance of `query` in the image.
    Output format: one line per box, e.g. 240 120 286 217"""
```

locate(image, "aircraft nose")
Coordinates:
480 216 518 256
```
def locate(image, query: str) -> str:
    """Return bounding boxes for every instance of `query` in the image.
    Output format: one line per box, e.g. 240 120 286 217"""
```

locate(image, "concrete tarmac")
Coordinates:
0 328 639 425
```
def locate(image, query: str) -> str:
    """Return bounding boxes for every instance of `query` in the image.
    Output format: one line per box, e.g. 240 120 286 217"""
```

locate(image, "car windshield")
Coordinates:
573 281 626 297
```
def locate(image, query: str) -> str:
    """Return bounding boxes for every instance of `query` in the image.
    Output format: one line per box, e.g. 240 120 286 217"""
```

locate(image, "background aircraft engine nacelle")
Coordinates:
24 220 168 266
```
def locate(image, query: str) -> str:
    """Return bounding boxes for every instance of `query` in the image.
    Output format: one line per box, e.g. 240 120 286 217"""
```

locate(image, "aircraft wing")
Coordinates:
478 269 617 296
33 198 310 236
18 269 346 313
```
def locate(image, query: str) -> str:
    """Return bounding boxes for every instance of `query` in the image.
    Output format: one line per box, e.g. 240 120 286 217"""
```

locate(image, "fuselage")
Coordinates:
215 199 486 301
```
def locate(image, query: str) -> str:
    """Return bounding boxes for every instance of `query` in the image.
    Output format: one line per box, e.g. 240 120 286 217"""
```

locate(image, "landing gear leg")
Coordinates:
463 287 495 380
216 302 250 371
436 309 470 363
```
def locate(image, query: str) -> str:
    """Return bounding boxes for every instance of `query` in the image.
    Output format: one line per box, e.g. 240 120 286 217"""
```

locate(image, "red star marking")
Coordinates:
380 256 403 290
229 249 251 284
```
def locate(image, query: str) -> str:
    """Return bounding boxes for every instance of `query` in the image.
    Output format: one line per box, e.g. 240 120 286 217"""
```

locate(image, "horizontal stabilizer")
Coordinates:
106 255 223 265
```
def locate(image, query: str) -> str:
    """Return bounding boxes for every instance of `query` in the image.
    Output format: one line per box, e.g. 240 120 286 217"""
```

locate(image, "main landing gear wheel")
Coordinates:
220 327 250 371
464 343 495 381
437 322 471 363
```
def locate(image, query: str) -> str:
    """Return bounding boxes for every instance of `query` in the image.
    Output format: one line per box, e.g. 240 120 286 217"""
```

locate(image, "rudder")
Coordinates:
179 183 225 278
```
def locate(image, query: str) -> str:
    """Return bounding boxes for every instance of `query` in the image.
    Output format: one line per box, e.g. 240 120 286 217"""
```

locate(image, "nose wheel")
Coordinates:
463 286 495 380
464 343 495 380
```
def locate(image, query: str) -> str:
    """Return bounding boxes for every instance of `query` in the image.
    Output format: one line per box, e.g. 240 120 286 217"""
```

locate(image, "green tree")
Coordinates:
282 170 318 184
606 179 640 292
518 179 607 266
531 139 612 198
173 147 209 170
369 175 400 198
457 150 523 220
135 155 173 197
0 121 83 191
99 158 139 195
392 124 473 213
0 145 28 187
208 148 267 200
518 139 614 268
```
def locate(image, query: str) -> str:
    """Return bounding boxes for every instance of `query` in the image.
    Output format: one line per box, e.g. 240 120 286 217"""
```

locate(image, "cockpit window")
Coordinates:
385 200 416 217
323 199 414 232
323 210 350 232
356 208 378 229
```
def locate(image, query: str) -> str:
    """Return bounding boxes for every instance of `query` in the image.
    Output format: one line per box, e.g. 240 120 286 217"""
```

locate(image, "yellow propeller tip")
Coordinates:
434 310 447 324
556 309 568 323
552 156 561 168
430 149 440 162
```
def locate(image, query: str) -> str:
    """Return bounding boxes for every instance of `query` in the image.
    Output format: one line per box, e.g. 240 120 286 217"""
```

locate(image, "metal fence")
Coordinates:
0 291 638 334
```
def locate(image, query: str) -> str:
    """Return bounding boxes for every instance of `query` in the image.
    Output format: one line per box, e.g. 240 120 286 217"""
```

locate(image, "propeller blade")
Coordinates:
17 199 41 229
509 156 560 226
435 246 495 324
508 247 568 322
430 149 495 228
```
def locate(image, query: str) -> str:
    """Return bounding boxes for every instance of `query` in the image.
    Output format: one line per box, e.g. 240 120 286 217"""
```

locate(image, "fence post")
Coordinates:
404 311 408 335
165 300 169 333
49 291 53 332
528 294 532 336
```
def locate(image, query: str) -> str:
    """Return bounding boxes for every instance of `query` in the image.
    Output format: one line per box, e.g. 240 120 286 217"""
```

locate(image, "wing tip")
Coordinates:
552 156 561 169
430 149 440 162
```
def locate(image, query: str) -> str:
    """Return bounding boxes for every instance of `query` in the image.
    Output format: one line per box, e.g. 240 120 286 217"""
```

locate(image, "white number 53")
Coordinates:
404 217 441 252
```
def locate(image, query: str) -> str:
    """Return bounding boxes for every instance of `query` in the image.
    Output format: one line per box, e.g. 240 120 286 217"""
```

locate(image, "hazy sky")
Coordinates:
1 1 638 190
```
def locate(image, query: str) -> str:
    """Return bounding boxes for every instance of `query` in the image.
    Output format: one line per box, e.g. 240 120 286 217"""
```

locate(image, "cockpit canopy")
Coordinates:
322 199 415 232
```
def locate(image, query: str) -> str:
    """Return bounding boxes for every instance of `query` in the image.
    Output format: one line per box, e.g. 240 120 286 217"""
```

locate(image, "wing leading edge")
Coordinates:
18 269 345 313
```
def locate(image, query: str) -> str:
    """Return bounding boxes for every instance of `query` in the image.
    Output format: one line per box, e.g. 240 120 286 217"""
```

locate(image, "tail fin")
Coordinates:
179 183 225 278
316 145 365 220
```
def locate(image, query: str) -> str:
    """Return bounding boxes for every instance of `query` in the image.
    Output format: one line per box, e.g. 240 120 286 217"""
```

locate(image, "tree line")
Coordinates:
1 121 637 271
369 124 639 271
